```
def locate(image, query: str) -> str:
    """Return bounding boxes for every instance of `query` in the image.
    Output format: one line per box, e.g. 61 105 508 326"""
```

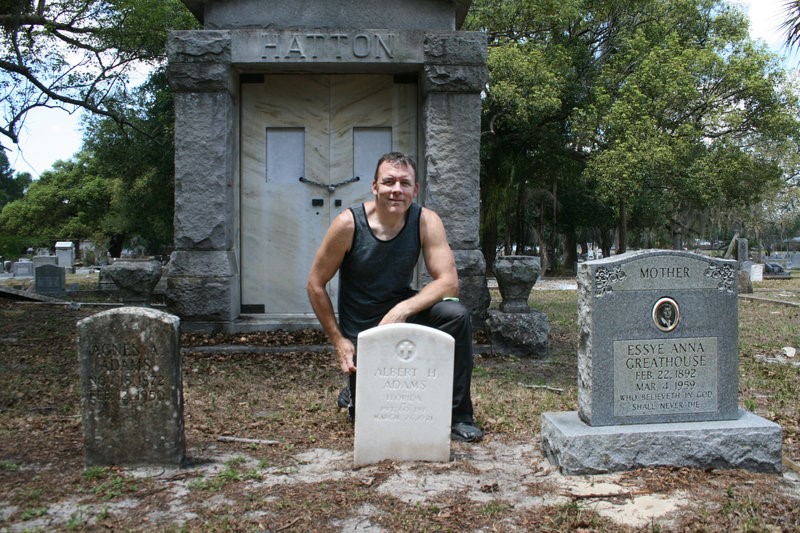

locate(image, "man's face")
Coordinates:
372 161 419 214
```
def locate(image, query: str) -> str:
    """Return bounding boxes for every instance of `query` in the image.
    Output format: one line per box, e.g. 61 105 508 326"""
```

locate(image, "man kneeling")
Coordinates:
306 152 483 442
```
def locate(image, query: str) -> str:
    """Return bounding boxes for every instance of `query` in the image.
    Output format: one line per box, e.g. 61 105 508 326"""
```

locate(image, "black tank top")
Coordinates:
338 202 421 341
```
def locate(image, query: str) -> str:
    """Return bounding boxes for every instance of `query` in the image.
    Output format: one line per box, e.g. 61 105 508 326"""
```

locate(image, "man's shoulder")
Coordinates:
419 205 443 225
328 208 356 243
333 207 357 227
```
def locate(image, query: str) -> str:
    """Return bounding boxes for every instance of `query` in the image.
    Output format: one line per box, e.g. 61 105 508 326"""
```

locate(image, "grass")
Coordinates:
0 273 798 531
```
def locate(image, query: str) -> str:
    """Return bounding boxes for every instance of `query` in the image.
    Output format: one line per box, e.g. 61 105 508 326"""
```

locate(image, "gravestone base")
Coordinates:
486 309 549 357
541 410 782 475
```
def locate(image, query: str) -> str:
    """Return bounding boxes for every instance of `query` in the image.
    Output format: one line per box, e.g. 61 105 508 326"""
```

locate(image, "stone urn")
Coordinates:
493 255 541 313
105 258 163 306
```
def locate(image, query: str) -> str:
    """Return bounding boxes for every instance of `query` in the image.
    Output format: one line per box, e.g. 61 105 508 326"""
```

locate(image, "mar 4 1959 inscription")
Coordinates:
577 250 739 426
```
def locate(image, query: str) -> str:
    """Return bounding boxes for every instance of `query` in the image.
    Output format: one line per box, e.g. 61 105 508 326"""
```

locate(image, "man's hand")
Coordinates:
379 301 412 325
334 337 357 374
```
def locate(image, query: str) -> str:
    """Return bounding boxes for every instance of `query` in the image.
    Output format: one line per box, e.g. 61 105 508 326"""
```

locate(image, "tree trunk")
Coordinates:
617 199 627 255
564 229 577 272
481 210 498 275
672 226 683 250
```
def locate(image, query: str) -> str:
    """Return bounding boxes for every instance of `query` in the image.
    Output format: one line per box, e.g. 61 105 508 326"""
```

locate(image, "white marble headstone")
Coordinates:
354 323 454 466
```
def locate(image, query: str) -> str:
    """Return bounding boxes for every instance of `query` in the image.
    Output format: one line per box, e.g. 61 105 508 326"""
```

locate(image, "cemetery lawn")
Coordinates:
0 276 798 531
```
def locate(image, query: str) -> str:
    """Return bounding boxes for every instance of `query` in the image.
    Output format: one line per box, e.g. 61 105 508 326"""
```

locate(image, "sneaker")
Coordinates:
337 386 351 409
451 421 484 442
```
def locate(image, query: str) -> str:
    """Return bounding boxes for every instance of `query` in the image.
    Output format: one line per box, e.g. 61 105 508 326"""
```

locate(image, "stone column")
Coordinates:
166 31 240 330
422 32 489 323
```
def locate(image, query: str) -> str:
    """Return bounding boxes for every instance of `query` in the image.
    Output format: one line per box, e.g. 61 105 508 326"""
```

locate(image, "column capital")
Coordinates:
167 30 232 92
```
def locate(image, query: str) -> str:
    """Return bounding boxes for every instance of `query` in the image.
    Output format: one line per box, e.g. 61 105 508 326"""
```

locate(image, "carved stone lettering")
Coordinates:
261 31 395 61
78 308 184 467
613 337 718 417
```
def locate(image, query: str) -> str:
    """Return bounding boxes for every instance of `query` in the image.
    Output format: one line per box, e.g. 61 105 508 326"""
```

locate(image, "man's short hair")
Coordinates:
373 152 417 182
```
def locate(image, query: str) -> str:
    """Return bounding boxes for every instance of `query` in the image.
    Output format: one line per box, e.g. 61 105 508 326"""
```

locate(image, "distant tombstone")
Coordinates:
35 264 66 296
12 260 33 277
32 255 58 268
486 255 550 357
736 238 749 264
542 250 783 474
750 263 763 282
55 241 75 272
354 323 454 467
78 307 185 467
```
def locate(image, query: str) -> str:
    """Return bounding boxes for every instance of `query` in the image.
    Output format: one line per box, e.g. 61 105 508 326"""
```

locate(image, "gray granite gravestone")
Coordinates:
35 264 66 296
541 250 782 474
32 255 58 269
354 323 454 466
78 307 185 467
12 260 33 277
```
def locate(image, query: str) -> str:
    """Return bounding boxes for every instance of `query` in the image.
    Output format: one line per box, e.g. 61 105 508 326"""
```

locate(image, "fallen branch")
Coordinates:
217 436 280 445
277 517 302 531
517 382 564 394
568 491 641 501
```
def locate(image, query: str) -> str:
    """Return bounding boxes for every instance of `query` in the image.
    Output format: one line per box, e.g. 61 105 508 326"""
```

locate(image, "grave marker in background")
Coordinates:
35 264 65 296
542 250 782 474
56 241 75 272
12 260 33 277
78 307 185 467
354 324 454 466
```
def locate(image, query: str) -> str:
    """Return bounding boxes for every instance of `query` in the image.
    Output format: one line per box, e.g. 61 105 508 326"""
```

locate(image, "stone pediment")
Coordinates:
181 0 471 30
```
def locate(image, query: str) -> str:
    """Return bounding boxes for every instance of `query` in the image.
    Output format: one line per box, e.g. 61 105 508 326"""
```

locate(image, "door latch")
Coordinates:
299 176 360 192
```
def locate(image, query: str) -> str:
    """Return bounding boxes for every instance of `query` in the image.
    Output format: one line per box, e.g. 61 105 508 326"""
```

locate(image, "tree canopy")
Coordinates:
467 0 800 271
0 68 176 256
0 0 196 145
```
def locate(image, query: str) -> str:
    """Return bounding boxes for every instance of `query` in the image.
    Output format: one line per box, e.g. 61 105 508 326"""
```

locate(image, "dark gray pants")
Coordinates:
348 299 475 424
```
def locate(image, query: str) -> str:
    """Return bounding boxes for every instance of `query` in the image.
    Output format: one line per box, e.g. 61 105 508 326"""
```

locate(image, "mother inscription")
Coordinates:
577 250 739 426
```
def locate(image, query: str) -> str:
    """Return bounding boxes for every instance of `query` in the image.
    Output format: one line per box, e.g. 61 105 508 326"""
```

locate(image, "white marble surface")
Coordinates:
354 323 454 466
240 74 417 314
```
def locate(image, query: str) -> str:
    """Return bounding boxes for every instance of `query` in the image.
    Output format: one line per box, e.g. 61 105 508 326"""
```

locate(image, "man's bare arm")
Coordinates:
379 208 459 324
307 210 357 373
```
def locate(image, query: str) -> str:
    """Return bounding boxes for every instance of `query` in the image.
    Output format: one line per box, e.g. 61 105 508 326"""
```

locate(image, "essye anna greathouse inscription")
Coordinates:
576 250 739 426
613 337 717 416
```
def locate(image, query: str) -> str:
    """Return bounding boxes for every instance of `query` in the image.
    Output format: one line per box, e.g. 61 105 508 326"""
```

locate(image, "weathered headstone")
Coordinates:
32 255 58 268
736 238 749 264
354 323 454 466
35 264 66 296
78 307 185 467
542 250 782 474
12 259 33 277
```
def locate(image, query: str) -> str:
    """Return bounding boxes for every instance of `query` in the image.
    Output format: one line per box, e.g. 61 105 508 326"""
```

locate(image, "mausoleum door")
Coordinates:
240 74 417 315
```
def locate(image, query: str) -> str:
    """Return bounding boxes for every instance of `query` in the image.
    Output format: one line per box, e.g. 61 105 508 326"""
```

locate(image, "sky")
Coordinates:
2 0 798 178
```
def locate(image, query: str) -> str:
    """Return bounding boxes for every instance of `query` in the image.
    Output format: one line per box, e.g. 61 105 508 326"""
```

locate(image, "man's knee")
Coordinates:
431 300 470 325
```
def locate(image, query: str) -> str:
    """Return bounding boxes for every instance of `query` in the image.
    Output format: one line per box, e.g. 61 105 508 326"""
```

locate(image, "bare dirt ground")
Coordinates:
1 279 799 531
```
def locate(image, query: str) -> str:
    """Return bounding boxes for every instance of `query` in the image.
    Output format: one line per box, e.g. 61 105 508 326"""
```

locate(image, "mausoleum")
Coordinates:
167 0 488 332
